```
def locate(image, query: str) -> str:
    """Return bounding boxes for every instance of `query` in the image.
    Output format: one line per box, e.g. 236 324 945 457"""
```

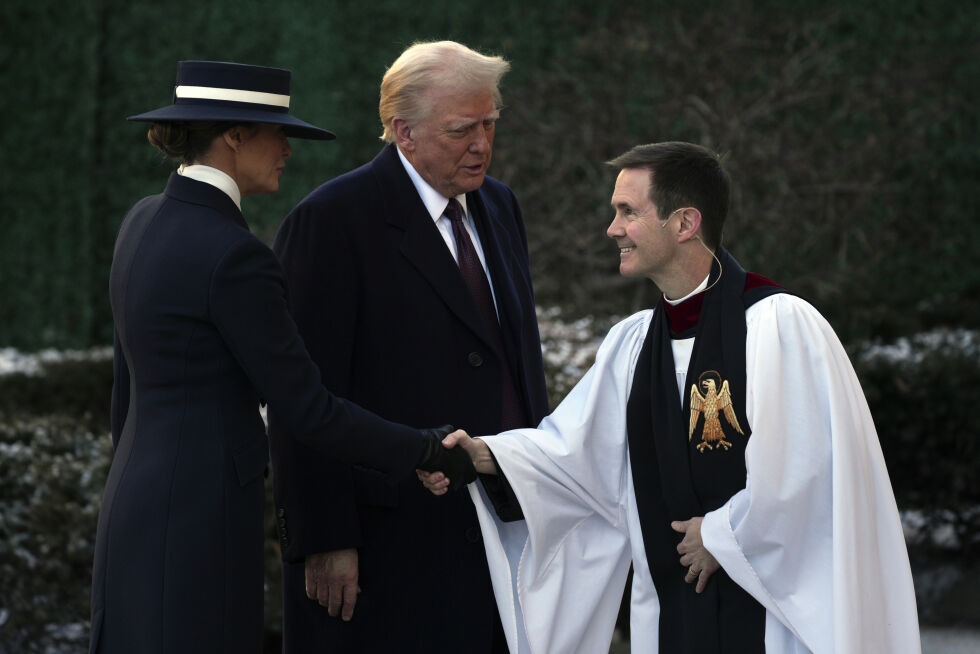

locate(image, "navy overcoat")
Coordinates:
90 173 423 654
270 145 549 652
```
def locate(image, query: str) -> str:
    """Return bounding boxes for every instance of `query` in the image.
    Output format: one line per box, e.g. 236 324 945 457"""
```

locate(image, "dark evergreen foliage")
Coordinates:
0 0 976 349
0 1 977 648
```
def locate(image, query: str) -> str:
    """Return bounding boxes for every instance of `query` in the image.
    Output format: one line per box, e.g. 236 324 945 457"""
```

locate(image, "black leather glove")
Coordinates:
416 424 477 491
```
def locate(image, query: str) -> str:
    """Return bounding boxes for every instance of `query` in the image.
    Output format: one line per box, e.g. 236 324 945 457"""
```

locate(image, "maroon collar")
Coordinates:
662 292 704 334
662 272 778 335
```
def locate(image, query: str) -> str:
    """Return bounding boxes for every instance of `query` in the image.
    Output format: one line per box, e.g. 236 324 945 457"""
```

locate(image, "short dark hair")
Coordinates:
607 142 730 249
147 121 251 164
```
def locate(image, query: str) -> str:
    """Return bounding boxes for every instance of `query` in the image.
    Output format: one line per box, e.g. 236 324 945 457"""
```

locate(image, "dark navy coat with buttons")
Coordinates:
270 145 549 652
89 173 424 654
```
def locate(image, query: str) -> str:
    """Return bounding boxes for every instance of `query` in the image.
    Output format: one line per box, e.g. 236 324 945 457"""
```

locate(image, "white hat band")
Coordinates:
175 85 290 109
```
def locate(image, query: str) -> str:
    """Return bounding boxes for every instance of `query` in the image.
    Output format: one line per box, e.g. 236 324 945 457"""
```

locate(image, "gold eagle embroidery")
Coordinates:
689 372 744 453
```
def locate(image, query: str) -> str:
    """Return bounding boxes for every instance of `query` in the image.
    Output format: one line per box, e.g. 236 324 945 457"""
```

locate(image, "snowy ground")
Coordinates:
0 346 112 376
608 627 980 653
3 320 977 378
920 628 980 654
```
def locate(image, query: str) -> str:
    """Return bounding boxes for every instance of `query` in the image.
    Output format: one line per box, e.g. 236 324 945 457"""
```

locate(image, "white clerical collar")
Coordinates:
178 164 243 211
396 146 469 221
665 275 710 306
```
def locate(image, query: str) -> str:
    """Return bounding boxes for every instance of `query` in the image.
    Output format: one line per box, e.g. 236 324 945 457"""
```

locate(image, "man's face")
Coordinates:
399 89 498 198
606 168 675 281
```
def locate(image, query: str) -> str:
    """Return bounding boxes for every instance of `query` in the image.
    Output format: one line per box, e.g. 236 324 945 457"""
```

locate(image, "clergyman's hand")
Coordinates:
671 517 721 594
444 430 497 475
305 548 359 621
416 426 477 491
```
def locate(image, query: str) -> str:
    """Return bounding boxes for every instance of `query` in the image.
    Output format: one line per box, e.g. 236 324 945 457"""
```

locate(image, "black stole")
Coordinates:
626 248 782 653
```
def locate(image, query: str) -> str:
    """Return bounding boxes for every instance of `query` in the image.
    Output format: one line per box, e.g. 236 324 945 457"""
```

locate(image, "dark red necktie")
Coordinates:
445 198 526 430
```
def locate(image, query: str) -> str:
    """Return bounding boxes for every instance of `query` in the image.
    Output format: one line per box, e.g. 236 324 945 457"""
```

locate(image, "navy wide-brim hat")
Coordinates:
128 60 335 140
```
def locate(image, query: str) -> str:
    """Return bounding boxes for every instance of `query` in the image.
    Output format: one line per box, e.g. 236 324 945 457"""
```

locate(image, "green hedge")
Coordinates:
1 0 978 350
856 331 980 553
0 355 286 651
0 413 110 652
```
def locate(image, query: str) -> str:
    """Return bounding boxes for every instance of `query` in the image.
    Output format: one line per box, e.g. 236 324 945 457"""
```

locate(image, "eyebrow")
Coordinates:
445 109 501 132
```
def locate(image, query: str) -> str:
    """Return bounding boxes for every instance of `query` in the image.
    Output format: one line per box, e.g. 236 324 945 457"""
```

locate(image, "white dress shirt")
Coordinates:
396 147 499 313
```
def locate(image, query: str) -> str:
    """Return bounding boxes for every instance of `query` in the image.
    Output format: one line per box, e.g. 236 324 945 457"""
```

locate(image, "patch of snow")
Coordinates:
857 329 980 365
0 346 112 376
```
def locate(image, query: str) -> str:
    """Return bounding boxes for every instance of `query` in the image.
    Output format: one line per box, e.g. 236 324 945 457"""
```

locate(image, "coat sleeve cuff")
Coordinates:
478 449 524 522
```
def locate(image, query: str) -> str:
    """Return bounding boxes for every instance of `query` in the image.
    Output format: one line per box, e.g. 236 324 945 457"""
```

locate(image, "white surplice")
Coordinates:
468 294 920 654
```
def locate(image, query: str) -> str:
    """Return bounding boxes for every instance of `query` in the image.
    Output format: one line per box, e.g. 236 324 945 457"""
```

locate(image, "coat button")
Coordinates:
277 508 285 518
465 527 482 543
467 352 484 367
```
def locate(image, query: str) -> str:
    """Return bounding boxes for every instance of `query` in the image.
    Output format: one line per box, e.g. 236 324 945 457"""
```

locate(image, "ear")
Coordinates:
392 117 415 152
222 127 245 152
676 208 703 243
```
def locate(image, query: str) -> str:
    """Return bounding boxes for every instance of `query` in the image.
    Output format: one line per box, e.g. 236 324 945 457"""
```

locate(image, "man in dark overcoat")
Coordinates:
269 41 549 652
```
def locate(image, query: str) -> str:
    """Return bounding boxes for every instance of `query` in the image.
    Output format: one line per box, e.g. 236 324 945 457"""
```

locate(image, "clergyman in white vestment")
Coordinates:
420 142 920 654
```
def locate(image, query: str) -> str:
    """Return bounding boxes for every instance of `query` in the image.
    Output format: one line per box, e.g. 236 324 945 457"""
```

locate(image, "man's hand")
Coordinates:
671 517 721 594
305 548 360 621
416 430 497 495
417 468 452 495
416 427 479 490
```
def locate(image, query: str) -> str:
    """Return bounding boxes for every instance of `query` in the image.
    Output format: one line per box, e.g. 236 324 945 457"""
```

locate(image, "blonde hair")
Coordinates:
379 41 510 143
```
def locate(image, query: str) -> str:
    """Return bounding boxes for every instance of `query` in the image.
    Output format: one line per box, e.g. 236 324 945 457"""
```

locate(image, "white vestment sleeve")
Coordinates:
468 311 653 654
701 295 920 654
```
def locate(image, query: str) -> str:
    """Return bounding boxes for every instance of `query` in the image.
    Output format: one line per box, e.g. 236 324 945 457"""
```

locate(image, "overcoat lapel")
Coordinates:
370 146 496 352
468 190 525 337
467 190 529 395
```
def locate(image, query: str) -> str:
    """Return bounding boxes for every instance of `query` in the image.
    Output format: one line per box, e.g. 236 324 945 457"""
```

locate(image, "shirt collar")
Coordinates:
396 146 469 222
662 275 710 336
665 275 709 306
178 164 242 211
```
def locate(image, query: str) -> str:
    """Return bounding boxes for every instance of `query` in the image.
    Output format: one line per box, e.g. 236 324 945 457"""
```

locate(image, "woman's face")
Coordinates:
235 124 292 196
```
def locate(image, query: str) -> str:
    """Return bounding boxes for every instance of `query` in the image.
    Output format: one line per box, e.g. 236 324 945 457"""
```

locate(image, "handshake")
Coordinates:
415 425 497 494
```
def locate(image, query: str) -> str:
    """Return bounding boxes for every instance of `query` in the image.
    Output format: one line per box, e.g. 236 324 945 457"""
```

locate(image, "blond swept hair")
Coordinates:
379 41 510 143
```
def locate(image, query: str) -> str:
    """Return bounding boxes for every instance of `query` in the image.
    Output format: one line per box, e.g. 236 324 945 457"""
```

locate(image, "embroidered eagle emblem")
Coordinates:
689 372 744 453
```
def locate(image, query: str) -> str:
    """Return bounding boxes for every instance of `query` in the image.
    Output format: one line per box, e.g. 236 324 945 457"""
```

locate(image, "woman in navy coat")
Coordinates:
89 61 470 654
